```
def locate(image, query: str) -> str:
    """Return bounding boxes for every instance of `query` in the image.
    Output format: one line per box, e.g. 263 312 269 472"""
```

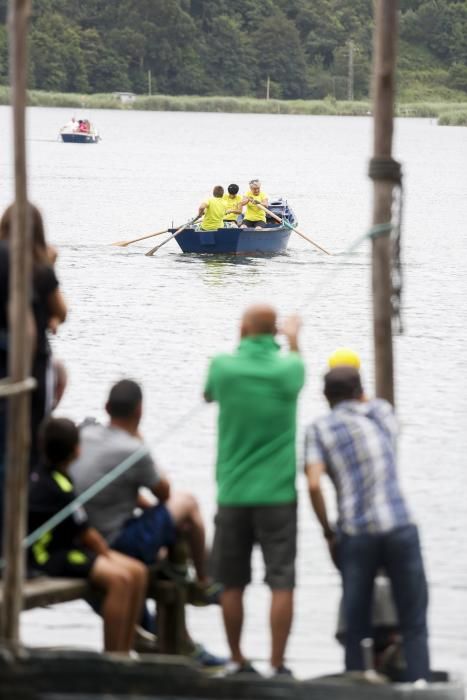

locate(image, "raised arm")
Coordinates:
279 314 301 353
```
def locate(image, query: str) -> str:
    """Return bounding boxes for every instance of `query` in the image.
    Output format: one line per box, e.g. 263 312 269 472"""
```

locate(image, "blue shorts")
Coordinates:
112 504 176 565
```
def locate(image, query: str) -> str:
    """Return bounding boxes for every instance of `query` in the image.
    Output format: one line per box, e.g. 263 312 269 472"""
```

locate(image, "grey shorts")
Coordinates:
211 503 297 590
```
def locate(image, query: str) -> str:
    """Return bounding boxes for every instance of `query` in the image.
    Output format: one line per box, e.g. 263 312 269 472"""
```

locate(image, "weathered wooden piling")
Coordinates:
370 0 399 405
0 0 33 649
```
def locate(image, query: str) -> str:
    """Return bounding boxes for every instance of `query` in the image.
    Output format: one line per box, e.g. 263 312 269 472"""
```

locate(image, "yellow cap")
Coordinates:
328 347 361 370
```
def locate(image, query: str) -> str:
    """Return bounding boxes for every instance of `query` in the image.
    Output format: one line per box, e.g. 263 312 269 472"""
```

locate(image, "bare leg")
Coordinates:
166 492 207 581
107 550 148 650
270 589 293 669
221 588 245 664
91 554 146 653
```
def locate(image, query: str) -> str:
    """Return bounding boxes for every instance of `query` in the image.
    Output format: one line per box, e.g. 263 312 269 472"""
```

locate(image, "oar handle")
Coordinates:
145 216 199 256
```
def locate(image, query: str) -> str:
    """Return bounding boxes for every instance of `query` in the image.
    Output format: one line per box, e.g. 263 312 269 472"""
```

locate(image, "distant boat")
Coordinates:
59 119 100 144
173 198 297 255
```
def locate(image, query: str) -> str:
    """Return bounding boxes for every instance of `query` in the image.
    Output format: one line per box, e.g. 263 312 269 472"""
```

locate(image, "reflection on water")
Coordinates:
0 106 466 680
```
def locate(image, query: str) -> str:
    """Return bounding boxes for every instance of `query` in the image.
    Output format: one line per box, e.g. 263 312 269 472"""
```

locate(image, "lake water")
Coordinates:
0 106 466 680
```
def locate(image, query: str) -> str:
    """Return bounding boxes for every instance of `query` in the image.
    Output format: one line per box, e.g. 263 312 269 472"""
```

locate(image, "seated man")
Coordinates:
29 417 147 654
198 186 228 231
239 179 269 228
70 379 209 587
70 379 224 666
222 184 243 226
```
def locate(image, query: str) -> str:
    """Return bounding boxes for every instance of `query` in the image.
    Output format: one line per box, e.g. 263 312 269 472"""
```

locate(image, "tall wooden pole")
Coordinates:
370 0 398 405
347 40 354 101
1 0 32 648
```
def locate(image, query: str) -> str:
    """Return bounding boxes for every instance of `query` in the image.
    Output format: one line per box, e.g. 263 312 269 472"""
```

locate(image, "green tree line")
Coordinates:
0 0 466 98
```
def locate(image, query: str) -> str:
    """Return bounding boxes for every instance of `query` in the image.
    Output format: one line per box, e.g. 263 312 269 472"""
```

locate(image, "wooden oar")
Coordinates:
112 227 169 247
255 201 332 256
145 216 199 256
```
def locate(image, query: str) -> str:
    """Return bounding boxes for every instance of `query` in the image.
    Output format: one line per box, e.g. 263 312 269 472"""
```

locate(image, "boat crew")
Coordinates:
223 184 243 226
198 186 229 231
240 179 269 228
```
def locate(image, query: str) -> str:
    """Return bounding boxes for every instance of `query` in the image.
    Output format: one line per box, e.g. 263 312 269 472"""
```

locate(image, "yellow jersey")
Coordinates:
243 190 268 222
222 193 243 221
201 196 227 231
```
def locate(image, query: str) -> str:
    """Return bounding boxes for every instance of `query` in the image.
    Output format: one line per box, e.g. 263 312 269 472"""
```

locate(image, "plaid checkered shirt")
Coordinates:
305 399 411 535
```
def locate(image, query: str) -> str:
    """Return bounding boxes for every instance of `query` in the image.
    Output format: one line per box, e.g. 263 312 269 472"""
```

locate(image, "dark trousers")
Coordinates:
338 524 430 681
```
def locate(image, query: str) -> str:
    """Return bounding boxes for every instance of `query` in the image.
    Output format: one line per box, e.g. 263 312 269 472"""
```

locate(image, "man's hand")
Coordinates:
279 314 301 352
325 531 339 569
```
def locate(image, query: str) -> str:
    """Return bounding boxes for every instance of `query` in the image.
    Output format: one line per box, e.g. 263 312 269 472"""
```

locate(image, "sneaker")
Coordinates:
134 625 159 653
224 660 261 677
190 643 228 669
271 664 294 679
190 580 223 607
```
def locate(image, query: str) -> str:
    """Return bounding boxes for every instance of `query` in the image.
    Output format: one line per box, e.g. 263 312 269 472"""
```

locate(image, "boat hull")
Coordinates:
174 225 292 255
61 133 99 144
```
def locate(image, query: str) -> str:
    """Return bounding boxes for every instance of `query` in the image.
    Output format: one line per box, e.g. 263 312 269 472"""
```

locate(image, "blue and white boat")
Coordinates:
173 198 297 255
59 119 100 144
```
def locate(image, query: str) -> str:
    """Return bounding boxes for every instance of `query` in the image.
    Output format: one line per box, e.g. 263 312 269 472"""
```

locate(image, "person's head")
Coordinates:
328 347 361 370
227 184 239 196
39 417 79 470
249 179 261 196
0 203 49 265
213 185 224 198
106 379 143 429
323 367 363 408
241 304 277 338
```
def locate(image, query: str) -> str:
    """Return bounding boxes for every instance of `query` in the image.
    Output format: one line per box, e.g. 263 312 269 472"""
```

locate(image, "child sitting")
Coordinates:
28 417 147 654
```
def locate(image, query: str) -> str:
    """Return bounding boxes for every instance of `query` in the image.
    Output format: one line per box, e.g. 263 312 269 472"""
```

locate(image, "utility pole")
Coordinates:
348 40 354 101
370 0 399 405
1 0 33 648
148 69 152 96
266 75 270 100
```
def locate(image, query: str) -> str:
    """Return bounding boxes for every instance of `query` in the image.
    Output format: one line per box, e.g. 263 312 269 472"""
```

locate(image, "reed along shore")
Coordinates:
0 87 466 125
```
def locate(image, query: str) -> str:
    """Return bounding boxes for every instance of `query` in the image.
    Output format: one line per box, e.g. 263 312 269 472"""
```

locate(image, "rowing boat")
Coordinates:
172 198 297 255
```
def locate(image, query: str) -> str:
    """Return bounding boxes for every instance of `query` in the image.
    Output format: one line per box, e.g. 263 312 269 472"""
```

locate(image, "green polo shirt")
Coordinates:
205 335 305 505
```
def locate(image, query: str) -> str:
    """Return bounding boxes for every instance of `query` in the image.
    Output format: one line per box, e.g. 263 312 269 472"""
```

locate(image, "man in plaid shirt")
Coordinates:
305 366 430 682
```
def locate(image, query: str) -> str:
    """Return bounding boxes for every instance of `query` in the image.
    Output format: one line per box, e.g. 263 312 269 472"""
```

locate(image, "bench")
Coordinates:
0 565 207 655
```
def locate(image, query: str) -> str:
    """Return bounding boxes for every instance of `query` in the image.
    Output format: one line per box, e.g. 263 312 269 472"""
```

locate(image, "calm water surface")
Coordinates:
0 106 466 679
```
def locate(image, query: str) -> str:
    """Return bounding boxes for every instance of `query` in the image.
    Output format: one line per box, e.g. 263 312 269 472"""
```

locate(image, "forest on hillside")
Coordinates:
0 0 466 99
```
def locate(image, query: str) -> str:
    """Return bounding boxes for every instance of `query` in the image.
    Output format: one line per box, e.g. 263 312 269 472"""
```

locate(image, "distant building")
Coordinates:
112 92 136 104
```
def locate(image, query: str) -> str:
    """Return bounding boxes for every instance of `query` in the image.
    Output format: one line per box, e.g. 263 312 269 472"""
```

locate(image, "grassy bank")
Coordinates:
1 86 466 124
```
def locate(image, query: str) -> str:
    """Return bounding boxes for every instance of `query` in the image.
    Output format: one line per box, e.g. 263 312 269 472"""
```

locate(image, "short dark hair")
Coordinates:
227 184 239 195
213 185 224 197
40 417 79 467
107 379 142 418
324 367 363 407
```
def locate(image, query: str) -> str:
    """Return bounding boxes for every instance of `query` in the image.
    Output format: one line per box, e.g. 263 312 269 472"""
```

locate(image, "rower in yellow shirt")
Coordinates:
222 184 243 226
239 179 269 228
198 186 229 231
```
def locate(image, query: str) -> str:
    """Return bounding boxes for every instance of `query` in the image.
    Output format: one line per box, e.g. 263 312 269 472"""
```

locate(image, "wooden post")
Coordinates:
370 0 398 405
266 75 270 100
148 69 152 96
347 40 354 101
1 0 32 648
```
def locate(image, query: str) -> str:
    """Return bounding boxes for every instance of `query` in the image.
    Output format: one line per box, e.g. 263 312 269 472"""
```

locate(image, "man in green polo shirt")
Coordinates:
204 304 305 677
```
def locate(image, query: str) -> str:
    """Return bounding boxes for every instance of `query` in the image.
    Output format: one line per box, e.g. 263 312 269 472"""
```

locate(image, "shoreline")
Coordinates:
1 87 467 125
